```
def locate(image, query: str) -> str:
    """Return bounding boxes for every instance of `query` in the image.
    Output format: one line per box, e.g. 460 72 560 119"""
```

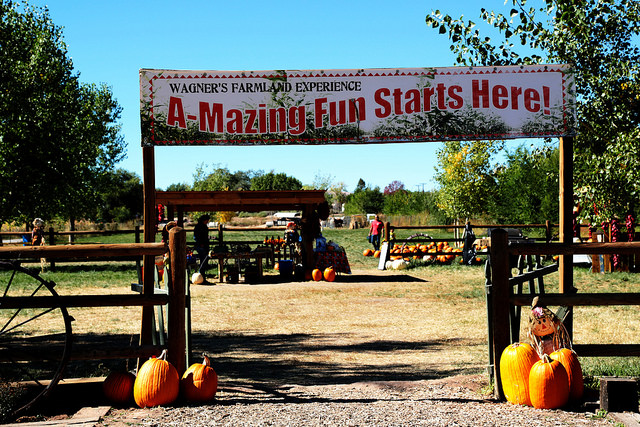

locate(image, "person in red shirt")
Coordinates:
368 215 384 250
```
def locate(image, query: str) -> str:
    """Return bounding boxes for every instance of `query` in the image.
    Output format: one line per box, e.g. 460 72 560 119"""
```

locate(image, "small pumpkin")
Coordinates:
550 348 584 401
103 370 136 405
499 342 539 406
311 268 323 281
373 250 381 258
363 249 373 257
528 354 569 409
181 354 218 402
323 266 336 282
133 349 180 408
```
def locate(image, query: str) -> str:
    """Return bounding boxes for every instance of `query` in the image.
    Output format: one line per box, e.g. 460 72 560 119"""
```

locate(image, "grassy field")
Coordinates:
4 225 640 388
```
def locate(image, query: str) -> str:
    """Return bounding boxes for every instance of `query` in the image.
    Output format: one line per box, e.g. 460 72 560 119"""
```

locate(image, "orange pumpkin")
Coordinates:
528 354 569 409
323 267 336 282
181 354 218 402
103 370 136 405
550 348 584 401
363 249 373 257
311 268 323 281
373 250 381 258
499 342 539 406
133 350 180 408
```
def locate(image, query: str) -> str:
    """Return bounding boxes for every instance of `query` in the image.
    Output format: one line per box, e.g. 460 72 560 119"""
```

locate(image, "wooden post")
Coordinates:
48 227 56 270
489 229 510 400
301 205 316 278
141 146 156 347
168 226 187 375
558 136 574 337
545 220 552 243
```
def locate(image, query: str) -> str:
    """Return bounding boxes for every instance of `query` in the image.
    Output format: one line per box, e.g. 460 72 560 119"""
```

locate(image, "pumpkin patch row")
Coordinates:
103 350 218 408
500 343 584 409
363 241 487 265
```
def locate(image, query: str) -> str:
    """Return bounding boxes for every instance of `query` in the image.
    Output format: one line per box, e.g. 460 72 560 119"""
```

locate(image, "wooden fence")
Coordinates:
0 227 188 374
487 228 640 400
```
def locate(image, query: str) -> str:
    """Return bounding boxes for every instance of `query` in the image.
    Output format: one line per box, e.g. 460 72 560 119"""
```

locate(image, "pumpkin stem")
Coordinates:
158 349 168 361
202 353 211 366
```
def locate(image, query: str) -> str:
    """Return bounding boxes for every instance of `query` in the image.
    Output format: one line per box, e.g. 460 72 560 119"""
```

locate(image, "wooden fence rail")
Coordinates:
488 229 640 400
0 231 187 375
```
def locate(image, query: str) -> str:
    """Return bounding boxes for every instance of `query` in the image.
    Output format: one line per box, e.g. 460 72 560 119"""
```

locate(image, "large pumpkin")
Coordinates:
103 370 136 405
181 354 218 402
323 266 336 282
550 348 584 401
528 354 569 409
311 268 323 281
133 350 180 408
499 342 539 406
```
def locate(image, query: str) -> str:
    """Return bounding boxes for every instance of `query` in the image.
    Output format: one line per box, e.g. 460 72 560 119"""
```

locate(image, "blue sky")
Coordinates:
32 0 519 192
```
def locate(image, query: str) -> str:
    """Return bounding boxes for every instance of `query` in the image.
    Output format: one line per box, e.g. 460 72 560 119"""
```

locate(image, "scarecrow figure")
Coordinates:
527 296 571 356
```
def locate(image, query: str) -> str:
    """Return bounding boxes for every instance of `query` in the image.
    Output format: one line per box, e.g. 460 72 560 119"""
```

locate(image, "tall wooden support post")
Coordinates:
141 146 156 347
168 226 187 375
559 136 574 337
489 229 510 400
301 205 316 277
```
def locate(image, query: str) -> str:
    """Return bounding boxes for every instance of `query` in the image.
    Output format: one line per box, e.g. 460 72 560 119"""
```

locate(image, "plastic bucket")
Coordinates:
279 260 293 278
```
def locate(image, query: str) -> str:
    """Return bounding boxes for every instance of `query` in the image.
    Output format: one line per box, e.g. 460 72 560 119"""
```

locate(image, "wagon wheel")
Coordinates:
400 233 433 255
0 261 73 418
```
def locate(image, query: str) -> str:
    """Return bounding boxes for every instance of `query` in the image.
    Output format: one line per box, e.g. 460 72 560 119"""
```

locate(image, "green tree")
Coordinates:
434 140 502 223
165 182 191 191
250 171 302 191
344 185 384 215
426 0 640 222
0 2 125 225
192 165 254 191
493 145 559 224
95 169 143 223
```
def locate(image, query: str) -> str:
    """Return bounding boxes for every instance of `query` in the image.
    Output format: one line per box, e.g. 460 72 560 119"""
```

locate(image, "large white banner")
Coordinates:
140 65 575 146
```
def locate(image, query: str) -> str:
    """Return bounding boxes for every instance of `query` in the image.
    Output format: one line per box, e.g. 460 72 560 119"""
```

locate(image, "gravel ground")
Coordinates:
97 375 611 426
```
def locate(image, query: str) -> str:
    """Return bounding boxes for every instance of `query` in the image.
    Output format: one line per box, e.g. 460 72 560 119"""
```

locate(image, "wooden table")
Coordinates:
209 252 264 283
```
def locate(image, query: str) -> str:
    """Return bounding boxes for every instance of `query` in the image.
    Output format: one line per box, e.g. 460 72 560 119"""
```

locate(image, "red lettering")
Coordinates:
349 97 366 122
374 88 391 118
448 85 463 109
167 96 186 128
393 88 404 115
269 107 287 133
422 87 435 112
510 86 522 110
472 80 490 108
492 85 509 109
244 109 258 134
288 106 306 136
258 104 267 133
329 100 347 126
315 97 328 128
199 101 224 133
404 89 421 114
524 88 541 112
436 83 447 110
226 109 243 134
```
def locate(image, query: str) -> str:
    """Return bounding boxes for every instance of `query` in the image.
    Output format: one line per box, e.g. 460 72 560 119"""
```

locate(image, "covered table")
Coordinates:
314 250 351 274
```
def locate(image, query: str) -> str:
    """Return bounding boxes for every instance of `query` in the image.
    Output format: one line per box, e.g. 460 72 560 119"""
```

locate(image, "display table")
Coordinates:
209 252 264 283
314 250 351 274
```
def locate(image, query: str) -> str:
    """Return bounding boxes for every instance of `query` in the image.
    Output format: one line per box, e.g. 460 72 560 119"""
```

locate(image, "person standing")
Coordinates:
368 215 384 251
31 218 46 246
193 215 211 276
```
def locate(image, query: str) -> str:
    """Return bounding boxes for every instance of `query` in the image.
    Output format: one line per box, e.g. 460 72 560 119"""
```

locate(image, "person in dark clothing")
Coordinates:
194 215 211 275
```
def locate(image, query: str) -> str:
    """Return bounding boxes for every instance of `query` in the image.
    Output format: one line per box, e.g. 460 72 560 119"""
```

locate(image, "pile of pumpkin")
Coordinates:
500 343 583 409
102 350 218 408
311 266 336 282
364 242 487 265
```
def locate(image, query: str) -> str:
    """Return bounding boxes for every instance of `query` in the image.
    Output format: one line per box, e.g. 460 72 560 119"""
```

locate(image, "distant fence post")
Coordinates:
168 226 187 375
48 227 56 270
489 228 510 400
545 220 552 243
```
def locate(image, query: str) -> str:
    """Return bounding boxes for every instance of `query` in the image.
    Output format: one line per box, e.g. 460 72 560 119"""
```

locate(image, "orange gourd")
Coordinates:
133 350 180 408
528 354 569 409
363 249 373 257
103 370 136 405
550 348 584 401
181 354 218 402
323 266 336 282
373 250 381 258
311 268 323 281
499 342 539 406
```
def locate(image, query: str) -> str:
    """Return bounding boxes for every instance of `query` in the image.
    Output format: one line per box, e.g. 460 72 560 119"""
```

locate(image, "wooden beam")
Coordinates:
558 136 574 336
489 229 510 400
510 292 640 307
156 190 326 212
0 243 164 259
167 226 187 375
141 146 156 348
